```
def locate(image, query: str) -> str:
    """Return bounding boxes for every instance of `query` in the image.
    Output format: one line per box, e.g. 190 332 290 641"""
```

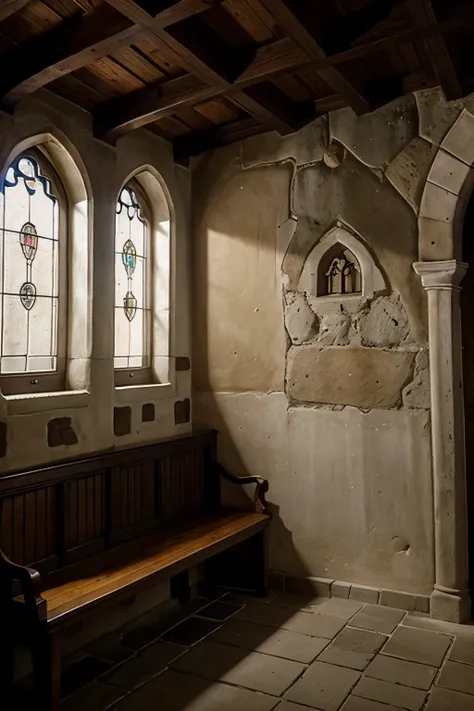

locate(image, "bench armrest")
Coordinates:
0 548 46 622
217 464 270 515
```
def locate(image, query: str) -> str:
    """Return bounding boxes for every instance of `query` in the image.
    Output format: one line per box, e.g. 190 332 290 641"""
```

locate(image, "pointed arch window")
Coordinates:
0 151 67 394
114 182 152 385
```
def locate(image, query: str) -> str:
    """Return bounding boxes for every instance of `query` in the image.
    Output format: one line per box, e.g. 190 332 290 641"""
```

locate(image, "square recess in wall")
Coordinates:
142 403 155 422
114 406 131 436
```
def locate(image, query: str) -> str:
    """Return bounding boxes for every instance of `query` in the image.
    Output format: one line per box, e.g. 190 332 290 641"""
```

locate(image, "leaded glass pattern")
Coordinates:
0 155 60 375
114 185 150 370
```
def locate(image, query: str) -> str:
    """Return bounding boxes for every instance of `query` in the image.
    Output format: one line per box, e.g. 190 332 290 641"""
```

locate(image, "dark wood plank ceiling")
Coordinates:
0 0 473 161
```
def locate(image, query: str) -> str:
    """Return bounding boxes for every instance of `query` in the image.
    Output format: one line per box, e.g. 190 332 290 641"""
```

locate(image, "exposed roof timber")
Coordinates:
94 38 312 140
326 0 400 53
256 0 371 114
173 116 264 162
94 3 474 142
102 0 217 28
0 5 135 107
0 0 218 108
101 1 307 135
0 0 30 23
407 0 462 100
231 84 312 135
95 74 216 140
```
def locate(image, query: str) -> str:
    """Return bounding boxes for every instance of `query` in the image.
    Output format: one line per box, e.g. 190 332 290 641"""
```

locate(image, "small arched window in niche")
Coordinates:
318 243 362 297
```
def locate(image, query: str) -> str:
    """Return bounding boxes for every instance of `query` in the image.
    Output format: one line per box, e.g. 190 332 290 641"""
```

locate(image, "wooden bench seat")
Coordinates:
0 431 271 709
41 510 268 624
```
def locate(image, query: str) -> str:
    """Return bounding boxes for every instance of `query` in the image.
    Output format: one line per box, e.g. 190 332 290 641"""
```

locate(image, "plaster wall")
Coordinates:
0 89 192 473
191 88 474 596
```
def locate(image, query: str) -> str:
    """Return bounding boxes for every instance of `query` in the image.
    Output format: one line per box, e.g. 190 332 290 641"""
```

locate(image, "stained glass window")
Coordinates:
114 185 150 374
0 154 62 380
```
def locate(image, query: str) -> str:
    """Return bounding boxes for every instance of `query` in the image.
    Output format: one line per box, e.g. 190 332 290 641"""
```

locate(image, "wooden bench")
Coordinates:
0 431 270 709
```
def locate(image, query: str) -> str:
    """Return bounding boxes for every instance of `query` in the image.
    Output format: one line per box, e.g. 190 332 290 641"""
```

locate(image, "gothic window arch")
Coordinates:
114 181 151 385
318 244 362 296
298 225 386 304
114 169 172 388
0 149 67 394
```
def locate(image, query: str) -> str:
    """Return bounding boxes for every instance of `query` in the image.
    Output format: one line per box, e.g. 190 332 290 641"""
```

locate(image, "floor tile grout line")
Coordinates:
431 632 457 691
57 597 472 709
163 664 300 699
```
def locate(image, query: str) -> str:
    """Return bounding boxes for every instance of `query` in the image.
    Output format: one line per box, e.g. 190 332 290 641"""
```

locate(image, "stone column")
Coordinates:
414 260 471 622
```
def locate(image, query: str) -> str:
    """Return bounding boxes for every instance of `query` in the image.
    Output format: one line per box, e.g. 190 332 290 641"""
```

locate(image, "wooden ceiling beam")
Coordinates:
408 0 462 100
257 0 371 115
94 37 313 140
95 74 216 140
231 84 310 135
173 116 264 161
93 2 474 143
102 0 216 28
0 0 30 23
0 0 219 108
0 4 136 108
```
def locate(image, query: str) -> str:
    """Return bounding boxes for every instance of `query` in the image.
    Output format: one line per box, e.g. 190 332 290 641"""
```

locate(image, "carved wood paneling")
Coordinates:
0 486 57 565
0 432 218 569
110 461 155 533
65 474 106 550
159 449 205 521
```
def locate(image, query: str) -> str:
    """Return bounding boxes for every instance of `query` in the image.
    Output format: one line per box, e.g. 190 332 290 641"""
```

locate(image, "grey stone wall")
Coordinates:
192 87 474 595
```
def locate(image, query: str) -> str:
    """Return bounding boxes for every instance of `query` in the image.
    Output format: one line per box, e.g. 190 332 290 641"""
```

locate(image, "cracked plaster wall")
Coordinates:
192 88 474 594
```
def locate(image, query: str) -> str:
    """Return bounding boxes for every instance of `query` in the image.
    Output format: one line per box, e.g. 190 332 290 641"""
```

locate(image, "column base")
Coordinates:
430 587 471 623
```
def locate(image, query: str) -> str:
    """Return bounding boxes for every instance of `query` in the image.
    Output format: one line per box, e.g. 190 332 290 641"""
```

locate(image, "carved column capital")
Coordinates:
413 260 468 291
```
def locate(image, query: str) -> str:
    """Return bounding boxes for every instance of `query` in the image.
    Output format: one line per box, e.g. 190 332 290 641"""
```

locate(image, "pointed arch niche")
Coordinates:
298 225 386 309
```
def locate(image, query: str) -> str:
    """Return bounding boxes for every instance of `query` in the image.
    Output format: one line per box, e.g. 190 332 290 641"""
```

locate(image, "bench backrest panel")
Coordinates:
0 431 218 574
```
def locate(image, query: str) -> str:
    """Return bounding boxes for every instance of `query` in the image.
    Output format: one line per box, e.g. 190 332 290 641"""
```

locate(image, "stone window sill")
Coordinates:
5 389 90 416
115 382 174 404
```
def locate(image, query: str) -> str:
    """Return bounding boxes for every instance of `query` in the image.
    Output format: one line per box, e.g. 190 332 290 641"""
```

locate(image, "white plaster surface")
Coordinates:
194 392 434 594
192 163 290 393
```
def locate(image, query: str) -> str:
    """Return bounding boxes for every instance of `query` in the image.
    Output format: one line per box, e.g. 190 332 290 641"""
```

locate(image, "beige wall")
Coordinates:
191 89 474 596
0 90 192 473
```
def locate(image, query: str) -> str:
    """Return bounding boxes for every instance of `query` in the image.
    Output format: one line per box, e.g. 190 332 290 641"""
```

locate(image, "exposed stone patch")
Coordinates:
114 407 131 437
415 87 474 147
287 346 416 408
386 137 438 212
175 398 191 425
242 115 328 167
48 417 78 448
323 140 345 168
284 292 318 344
357 294 409 349
329 95 418 169
316 311 351 347
403 349 430 410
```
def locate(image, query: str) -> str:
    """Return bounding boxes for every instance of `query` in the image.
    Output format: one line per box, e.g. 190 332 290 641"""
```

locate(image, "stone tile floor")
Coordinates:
26 590 474 710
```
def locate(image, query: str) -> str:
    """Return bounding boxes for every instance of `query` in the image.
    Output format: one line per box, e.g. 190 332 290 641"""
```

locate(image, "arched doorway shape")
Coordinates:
414 109 474 622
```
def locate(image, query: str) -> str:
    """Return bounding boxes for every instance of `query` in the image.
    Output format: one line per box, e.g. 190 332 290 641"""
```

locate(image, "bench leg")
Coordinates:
31 627 61 711
204 529 269 597
254 529 269 598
